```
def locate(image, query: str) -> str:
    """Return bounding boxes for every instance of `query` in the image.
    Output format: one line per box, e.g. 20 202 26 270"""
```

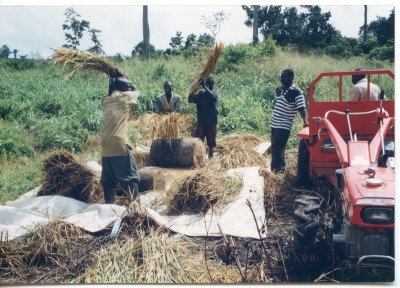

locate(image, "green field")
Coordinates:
0 45 395 204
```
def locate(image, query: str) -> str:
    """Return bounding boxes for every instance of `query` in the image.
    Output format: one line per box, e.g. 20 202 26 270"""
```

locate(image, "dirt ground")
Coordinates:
1 150 384 284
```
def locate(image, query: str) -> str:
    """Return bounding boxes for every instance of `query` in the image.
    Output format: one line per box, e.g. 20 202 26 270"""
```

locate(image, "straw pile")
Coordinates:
165 165 243 214
188 42 224 95
141 112 194 140
208 134 267 171
76 227 242 283
37 150 103 204
132 147 151 169
52 48 123 79
0 221 103 284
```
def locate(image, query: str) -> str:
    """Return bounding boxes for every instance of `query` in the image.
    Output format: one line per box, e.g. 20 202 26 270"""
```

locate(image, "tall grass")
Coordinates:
0 47 394 202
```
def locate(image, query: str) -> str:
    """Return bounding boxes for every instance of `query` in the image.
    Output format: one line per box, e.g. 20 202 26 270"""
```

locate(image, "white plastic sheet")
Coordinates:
1 195 126 241
142 166 267 239
1 164 267 241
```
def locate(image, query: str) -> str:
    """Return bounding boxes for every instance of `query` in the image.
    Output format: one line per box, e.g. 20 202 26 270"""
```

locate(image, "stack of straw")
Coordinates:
165 165 243 214
142 112 194 140
37 150 103 204
188 42 224 95
208 134 267 171
52 48 123 79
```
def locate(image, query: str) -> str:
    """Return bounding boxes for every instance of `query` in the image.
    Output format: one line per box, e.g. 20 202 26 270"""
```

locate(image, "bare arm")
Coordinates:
299 108 308 127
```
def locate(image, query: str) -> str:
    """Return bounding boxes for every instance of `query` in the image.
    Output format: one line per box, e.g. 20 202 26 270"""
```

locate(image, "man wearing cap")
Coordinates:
101 71 140 204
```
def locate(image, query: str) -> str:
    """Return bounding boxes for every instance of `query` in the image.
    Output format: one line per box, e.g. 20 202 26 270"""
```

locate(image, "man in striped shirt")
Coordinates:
270 69 308 172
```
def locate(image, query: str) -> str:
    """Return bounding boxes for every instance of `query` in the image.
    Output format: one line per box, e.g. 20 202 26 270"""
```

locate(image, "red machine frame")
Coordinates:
298 70 395 188
295 70 395 280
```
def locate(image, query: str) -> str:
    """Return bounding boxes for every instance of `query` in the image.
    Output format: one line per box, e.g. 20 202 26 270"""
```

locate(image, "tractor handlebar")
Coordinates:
324 108 388 119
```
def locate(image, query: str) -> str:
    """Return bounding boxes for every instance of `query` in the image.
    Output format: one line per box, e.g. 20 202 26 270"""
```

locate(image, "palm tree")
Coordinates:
142 5 150 60
253 5 260 44
363 5 368 43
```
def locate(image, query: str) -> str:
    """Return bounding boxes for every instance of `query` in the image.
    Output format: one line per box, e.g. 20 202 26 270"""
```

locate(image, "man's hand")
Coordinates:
200 79 206 89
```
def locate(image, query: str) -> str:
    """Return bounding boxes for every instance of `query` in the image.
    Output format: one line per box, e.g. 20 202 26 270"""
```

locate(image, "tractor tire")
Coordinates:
293 195 321 250
297 139 312 188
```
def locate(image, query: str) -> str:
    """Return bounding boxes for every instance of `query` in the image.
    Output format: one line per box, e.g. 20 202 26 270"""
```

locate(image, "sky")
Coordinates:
0 0 396 59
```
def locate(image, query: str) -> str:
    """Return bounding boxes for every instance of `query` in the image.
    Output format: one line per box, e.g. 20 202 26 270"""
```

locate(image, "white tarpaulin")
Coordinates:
142 166 266 239
1 163 267 241
1 195 126 241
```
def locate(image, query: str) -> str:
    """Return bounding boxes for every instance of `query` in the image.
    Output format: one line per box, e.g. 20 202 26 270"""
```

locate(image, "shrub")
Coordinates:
0 120 34 157
217 43 254 72
256 35 278 57
367 45 394 62
32 117 89 152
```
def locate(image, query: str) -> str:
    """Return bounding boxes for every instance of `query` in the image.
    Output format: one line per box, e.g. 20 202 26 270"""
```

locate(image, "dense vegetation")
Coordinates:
0 41 395 204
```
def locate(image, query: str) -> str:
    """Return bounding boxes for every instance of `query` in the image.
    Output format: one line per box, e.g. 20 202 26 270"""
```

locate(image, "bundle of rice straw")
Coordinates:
142 112 194 140
208 134 267 171
52 48 124 79
132 147 151 169
165 166 243 214
37 150 103 204
188 42 224 95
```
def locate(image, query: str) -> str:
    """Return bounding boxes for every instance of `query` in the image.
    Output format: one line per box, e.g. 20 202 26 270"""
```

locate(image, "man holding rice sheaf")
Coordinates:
188 77 220 158
100 70 141 204
157 81 182 113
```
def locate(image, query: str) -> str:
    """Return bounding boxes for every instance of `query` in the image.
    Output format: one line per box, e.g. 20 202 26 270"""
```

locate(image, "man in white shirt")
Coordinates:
348 68 381 101
157 81 182 113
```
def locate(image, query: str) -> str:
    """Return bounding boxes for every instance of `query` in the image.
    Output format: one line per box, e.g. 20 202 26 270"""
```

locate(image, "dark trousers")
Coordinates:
101 145 140 203
196 123 217 149
270 128 290 173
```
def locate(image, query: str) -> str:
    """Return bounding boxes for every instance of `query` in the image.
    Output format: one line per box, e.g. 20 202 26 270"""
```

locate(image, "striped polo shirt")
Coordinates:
270 84 306 131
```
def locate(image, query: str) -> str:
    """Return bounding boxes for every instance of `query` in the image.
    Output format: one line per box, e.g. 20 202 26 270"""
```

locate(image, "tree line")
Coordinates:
242 5 394 61
0 5 394 62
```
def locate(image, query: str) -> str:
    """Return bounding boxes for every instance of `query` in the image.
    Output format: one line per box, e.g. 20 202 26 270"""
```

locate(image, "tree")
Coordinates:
196 33 214 48
242 5 338 50
87 29 105 55
363 5 368 43
142 5 150 60
366 9 394 46
0 45 11 58
200 11 230 42
252 5 260 44
131 41 155 57
169 31 184 50
62 8 90 49
298 6 338 49
12 49 18 59
184 33 197 50
243 6 285 45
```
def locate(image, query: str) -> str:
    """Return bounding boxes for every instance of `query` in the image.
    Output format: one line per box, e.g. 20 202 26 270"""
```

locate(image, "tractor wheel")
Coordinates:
293 195 321 249
297 139 312 188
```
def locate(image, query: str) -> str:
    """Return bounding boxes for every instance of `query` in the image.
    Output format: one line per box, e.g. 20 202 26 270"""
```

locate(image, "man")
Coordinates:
157 81 182 113
348 68 381 101
270 69 308 173
188 77 220 158
101 72 140 204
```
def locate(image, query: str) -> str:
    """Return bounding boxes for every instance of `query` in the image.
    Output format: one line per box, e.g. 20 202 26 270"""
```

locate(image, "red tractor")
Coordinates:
293 70 395 282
